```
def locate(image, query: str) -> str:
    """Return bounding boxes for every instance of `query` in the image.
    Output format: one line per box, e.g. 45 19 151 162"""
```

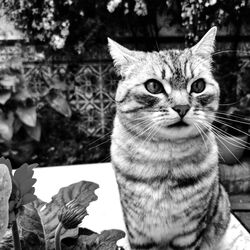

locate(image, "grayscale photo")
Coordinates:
0 0 250 249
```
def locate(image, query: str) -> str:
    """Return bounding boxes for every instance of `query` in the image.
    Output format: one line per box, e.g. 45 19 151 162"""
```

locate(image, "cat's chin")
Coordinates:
157 124 199 140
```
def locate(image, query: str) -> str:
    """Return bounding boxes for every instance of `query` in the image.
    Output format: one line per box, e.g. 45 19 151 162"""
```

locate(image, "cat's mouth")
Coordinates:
168 120 189 128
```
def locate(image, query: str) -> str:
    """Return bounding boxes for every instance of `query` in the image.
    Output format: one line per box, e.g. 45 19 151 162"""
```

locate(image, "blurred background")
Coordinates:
0 0 250 168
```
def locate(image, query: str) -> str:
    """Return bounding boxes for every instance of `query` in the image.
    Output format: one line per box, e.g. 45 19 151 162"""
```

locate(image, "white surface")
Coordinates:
34 163 250 250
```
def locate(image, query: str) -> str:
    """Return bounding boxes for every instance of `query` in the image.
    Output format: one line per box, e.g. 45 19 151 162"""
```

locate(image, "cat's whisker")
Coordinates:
212 49 250 57
195 121 225 161
210 125 249 150
88 131 113 146
210 124 250 149
193 122 209 151
213 115 250 126
197 118 250 148
129 122 157 160
219 100 241 106
214 110 250 121
198 120 247 168
89 118 152 151
88 137 112 151
204 112 250 126
210 118 250 137
197 120 244 164
212 131 243 164
88 120 150 151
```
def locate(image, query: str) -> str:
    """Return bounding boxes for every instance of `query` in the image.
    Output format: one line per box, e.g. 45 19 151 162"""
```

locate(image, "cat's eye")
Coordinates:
144 79 164 94
191 79 206 93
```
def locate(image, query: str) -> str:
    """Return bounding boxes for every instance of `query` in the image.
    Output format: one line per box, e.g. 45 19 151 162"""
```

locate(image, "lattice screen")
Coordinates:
0 43 119 137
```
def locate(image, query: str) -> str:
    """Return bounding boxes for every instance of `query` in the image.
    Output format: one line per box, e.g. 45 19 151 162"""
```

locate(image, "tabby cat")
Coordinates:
108 27 230 250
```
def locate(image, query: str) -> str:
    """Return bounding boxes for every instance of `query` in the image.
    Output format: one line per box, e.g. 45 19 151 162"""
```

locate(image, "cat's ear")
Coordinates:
108 38 141 74
191 26 217 58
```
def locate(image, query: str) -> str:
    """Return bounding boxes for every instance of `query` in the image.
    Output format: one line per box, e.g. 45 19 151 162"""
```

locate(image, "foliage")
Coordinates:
2 0 250 51
0 57 71 166
180 0 248 44
0 158 37 222
106 0 250 44
0 163 125 250
35 108 111 167
1 0 105 53
0 164 12 241
0 158 37 250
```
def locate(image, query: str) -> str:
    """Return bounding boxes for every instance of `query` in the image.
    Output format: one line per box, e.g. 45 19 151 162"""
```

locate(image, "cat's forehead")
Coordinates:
151 49 193 89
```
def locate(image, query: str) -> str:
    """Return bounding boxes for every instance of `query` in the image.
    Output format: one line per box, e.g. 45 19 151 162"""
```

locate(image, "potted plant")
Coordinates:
0 157 125 250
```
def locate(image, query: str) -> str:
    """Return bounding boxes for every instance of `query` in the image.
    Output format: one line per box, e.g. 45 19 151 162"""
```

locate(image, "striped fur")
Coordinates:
108 27 230 250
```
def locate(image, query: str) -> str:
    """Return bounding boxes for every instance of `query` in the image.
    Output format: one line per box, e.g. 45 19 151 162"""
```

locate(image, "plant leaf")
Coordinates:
13 86 32 101
47 91 72 117
13 163 37 207
1 180 99 250
13 118 22 133
38 181 98 249
0 75 18 89
25 121 41 141
18 199 46 241
61 229 125 250
90 230 125 250
16 106 37 127
0 229 13 249
0 92 11 105
0 157 13 176
0 112 14 141
0 164 12 241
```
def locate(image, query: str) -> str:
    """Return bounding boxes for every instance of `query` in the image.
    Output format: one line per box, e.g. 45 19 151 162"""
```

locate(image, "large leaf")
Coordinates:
62 229 126 250
13 163 38 207
18 181 99 250
13 86 32 101
47 91 72 117
0 92 11 105
0 75 18 89
51 74 67 91
0 112 14 141
18 199 46 249
0 164 12 241
16 106 37 127
25 121 41 141
13 118 22 133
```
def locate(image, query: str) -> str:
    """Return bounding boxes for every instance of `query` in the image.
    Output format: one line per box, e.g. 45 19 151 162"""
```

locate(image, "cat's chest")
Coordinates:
121 184 189 242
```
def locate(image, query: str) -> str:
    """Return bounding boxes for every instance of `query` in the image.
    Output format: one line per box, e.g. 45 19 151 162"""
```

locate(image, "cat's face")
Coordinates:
108 27 220 140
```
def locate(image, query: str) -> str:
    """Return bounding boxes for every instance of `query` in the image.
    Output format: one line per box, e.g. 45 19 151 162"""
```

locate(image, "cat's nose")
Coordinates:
172 104 190 118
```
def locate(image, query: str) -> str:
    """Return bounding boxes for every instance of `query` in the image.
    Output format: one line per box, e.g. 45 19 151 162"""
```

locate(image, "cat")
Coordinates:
108 26 230 250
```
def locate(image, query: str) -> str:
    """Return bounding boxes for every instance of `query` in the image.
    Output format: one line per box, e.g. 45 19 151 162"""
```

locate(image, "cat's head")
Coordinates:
108 27 219 140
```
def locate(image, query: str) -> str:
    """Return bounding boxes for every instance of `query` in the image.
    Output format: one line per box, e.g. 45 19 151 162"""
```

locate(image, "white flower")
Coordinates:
107 0 122 13
134 0 148 16
65 0 73 5
62 20 70 27
50 35 66 49
43 21 51 30
209 0 217 6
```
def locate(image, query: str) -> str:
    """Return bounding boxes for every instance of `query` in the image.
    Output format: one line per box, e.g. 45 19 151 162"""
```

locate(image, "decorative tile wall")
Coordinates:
0 43 119 137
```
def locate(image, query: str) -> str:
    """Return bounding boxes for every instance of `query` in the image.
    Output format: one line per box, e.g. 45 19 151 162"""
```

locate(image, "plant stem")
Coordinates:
12 220 22 250
55 222 63 250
